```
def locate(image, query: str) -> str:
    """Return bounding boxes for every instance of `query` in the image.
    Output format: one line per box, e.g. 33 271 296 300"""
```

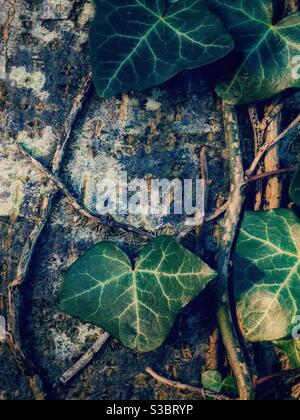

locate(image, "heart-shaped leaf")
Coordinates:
201 370 238 397
290 164 300 206
274 339 300 368
211 0 300 104
89 0 234 97
233 209 300 342
58 236 216 352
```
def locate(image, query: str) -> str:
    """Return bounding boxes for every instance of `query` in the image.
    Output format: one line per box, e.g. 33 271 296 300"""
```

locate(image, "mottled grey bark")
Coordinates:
0 0 297 400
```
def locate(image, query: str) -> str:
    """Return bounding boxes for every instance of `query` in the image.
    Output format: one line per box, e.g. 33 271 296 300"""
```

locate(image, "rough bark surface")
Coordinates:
0 0 298 400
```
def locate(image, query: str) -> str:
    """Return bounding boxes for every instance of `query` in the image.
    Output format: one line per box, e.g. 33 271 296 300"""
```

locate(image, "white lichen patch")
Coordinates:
9 66 49 100
31 22 61 44
78 1 95 28
0 56 6 80
0 146 40 217
50 324 102 362
145 98 162 112
37 0 74 20
51 331 77 362
17 126 56 159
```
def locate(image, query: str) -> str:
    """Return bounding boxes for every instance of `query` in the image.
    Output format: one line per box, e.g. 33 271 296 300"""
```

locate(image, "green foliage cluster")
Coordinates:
90 0 300 103
58 0 300 372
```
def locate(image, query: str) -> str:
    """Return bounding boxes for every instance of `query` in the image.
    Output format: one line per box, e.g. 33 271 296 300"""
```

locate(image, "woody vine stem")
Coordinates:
217 103 254 400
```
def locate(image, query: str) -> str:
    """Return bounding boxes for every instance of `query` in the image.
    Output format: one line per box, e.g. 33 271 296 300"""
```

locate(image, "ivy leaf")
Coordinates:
274 339 300 368
233 209 300 342
211 0 300 104
290 164 300 206
58 236 216 352
202 370 223 393
89 0 234 97
201 370 238 397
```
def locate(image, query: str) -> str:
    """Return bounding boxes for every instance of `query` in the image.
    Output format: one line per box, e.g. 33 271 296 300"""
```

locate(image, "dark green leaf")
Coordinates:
221 377 239 397
201 370 223 393
211 0 300 104
201 370 238 397
59 236 216 352
274 339 300 368
89 0 234 97
290 164 300 206
233 209 300 342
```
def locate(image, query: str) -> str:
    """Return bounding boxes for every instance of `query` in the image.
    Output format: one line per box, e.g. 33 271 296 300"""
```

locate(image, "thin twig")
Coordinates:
248 105 262 148
52 73 93 175
206 329 220 371
247 113 300 177
247 167 295 183
54 332 110 388
261 103 284 131
6 74 94 400
256 368 300 387
205 202 229 223
146 368 233 401
17 145 155 240
248 105 265 210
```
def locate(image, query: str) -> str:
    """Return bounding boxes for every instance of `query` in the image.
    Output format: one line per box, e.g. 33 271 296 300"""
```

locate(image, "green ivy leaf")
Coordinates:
233 209 300 342
202 370 223 393
89 0 234 97
221 377 239 397
290 164 300 206
201 370 238 397
274 339 300 368
211 0 300 104
58 236 216 352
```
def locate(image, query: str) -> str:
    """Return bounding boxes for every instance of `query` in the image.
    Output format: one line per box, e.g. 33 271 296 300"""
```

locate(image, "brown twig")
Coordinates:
263 107 282 209
247 167 296 183
54 332 110 388
205 202 229 223
261 103 284 131
52 73 93 175
6 74 94 400
17 144 155 240
247 113 300 177
206 329 220 371
248 105 265 210
146 367 233 401
256 368 300 387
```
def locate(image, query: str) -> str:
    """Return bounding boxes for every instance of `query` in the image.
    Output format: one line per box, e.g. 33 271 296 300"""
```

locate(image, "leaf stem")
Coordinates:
217 103 254 400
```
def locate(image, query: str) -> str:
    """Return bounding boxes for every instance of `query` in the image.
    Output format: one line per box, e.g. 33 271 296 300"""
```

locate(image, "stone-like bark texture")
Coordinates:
0 0 298 400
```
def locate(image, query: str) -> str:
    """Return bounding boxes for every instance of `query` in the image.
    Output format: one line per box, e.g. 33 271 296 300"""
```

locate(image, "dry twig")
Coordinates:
146 367 233 401
55 332 110 388
6 74 94 400
247 113 300 177
17 144 155 240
